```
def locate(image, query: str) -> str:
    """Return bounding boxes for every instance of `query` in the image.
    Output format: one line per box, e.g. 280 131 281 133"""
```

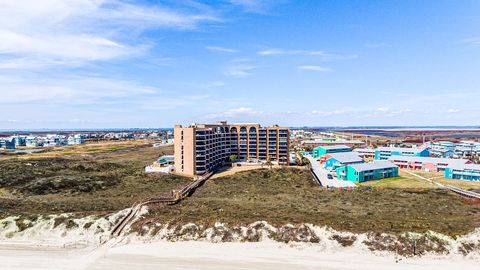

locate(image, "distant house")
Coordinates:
445 163 480 181
324 152 364 169
11 136 26 147
312 145 352 158
67 134 85 145
374 147 429 160
387 156 471 172
454 141 480 158
25 136 42 147
429 141 455 158
0 138 16 150
336 161 399 182
43 134 68 147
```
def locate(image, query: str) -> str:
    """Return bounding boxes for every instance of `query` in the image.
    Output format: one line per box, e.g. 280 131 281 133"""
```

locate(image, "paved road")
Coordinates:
305 155 357 188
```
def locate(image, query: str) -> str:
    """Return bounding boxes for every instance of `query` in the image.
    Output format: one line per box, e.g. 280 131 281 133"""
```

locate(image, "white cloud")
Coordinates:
206 107 263 119
224 65 256 78
258 49 326 56
297 65 331 72
462 37 480 46
229 0 280 13
375 107 390 112
365 107 412 118
257 48 358 60
310 110 346 117
0 0 218 69
206 46 237 53
0 30 134 64
0 75 158 104
182 81 226 90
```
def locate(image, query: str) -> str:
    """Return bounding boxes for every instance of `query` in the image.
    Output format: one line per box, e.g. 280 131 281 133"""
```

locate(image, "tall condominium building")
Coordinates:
174 121 290 176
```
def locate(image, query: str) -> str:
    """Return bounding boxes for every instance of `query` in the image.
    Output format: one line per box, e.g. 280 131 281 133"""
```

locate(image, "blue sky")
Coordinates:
1 0 479 129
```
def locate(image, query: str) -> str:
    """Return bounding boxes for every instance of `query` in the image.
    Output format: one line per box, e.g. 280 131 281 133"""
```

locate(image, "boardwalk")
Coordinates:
404 170 480 200
110 172 214 237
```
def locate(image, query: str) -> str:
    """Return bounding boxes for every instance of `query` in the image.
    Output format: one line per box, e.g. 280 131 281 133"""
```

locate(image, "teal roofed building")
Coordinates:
312 145 351 158
158 155 175 165
336 161 399 182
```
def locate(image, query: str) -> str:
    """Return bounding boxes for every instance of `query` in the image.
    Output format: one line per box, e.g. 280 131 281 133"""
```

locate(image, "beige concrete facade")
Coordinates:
174 121 290 176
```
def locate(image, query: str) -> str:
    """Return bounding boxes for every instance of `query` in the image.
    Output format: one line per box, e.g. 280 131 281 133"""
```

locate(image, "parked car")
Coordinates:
327 174 333 179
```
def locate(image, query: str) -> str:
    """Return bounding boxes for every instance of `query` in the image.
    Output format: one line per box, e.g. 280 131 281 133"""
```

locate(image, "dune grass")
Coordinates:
0 142 191 219
141 168 480 236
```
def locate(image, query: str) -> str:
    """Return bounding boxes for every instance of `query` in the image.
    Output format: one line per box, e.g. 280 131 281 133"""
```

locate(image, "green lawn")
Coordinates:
358 169 480 190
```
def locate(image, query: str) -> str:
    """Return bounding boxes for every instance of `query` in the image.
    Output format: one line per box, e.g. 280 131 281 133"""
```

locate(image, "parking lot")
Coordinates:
305 155 357 188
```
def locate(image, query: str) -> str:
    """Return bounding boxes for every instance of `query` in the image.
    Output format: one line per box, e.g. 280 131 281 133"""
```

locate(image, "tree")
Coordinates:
279 156 287 166
265 157 273 170
229 154 237 166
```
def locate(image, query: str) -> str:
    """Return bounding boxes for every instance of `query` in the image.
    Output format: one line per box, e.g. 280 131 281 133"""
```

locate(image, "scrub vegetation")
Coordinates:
1 142 479 237
0 142 191 219
141 168 480 236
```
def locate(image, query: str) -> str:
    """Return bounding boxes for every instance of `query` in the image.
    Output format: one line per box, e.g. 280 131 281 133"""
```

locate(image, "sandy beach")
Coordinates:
1 240 478 270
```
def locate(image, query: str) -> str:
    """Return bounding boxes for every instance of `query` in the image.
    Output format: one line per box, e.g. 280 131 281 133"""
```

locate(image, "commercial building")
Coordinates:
454 141 480 158
324 152 364 169
387 156 471 172
445 163 480 181
429 141 456 158
336 161 399 183
353 148 375 160
174 122 290 176
374 147 429 160
312 145 351 158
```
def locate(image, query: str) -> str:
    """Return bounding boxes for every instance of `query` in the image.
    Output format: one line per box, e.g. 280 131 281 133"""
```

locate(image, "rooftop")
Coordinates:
315 145 352 150
387 156 470 166
377 146 427 153
327 152 363 163
447 163 480 171
349 161 398 172
354 148 375 153
158 155 174 164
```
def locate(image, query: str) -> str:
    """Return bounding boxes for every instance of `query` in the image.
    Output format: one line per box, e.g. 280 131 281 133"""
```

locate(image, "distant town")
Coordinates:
137 122 480 185
0 130 173 150
3 124 479 184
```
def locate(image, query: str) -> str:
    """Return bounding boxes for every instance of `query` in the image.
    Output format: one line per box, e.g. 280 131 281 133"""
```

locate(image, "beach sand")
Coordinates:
0 241 477 270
